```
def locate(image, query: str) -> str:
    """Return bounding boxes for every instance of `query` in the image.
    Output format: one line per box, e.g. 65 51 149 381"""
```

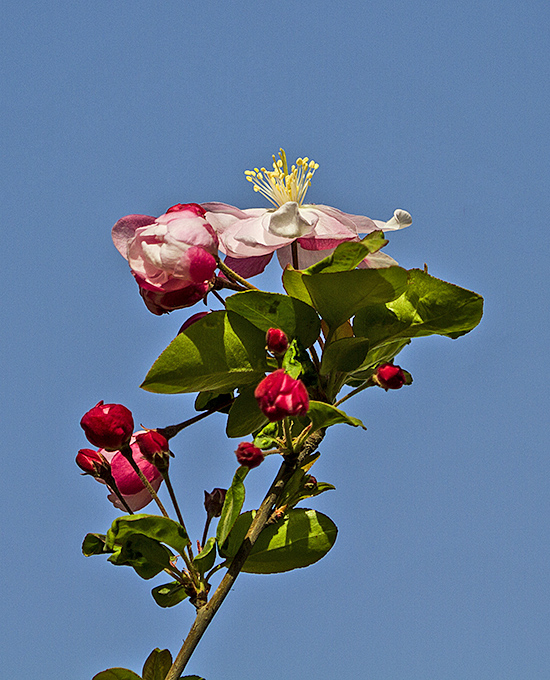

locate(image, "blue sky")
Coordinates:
2 0 549 678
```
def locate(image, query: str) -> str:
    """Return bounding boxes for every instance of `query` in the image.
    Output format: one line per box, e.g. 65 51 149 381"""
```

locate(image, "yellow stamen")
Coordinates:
244 148 319 208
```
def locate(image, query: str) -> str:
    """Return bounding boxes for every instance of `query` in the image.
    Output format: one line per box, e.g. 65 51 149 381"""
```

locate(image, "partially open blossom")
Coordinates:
80 401 134 451
202 149 411 276
76 448 110 477
254 369 309 421
266 328 289 356
235 442 265 469
374 363 407 390
112 203 219 314
134 430 172 472
204 488 227 518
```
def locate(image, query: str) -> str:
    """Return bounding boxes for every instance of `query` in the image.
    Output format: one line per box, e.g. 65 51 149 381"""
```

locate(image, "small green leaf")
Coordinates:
319 337 370 375
307 400 366 431
353 269 484 346
304 232 388 274
253 421 281 450
226 385 268 438
225 290 321 348
93 669 142 680
282 266 314 305
106 515 190 555
107 534 172 580
220 508 338 573
193 537 217 576
151 581 189 608
178 676 205 680
142 649 173 680
82 533 109 556
141 311 268 394
216 467 249 548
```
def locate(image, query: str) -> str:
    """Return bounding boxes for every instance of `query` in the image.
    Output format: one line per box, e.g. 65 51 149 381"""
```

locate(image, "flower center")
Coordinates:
245 149 319 208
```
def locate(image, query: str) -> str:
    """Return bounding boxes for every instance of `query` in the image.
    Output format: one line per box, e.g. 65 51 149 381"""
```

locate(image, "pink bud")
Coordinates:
139 281 210 315
266 328 289 356
254 369 309 422
134 430 171 471
235 442 265 469
375 363 407 390
76 448 109 476
80 401 134 451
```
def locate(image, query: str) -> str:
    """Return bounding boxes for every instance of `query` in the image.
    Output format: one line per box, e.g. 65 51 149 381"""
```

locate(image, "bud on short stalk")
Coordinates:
265 328 289 357
76 449 111 478
374 363 407 390
235 442 265 469
254 369 309 422
135 430 172 473
80 401 134 451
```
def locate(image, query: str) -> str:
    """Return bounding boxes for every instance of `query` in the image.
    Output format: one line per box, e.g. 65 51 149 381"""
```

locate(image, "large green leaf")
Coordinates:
220 508 338 573
297 267 408 331
353 269 483 346
107 534 172 579
319 337 370 375
141 311 268 394
93 669 142 680
151 581 189 608
142 649 173 680
225 291 321 348
216 467 248 548
307 400 366 431
304 231 388 274
106 515 190 556
226 385 268 438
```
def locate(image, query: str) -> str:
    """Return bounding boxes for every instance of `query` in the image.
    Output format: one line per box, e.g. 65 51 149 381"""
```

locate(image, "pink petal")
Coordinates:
112 215 156 259
224 253 274 277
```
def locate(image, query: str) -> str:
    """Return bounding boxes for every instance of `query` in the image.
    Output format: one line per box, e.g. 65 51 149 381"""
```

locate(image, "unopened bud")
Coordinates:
254 369 309 422
76 449 110 478
80 401 134 451
374 363 407 390
235 442 265 469
204 488 227 518
134 430 172 472
266 328 289 356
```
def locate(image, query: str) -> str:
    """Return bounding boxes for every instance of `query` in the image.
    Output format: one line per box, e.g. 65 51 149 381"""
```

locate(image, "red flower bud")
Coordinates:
76 448 110 477
254 369 309 422
375 363 407 390
80 401 134 451
235 442 264 469
139 280 210 315
134 430 171 471
266 328 289 356
204 488 227 518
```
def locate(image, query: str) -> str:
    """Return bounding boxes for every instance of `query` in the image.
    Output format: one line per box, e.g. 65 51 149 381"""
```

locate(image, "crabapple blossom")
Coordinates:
254 369 309 421
80 401 134 451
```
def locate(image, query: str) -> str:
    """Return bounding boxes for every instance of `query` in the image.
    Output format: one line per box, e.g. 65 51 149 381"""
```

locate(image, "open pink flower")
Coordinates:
112 203 219 314
202 150 412 276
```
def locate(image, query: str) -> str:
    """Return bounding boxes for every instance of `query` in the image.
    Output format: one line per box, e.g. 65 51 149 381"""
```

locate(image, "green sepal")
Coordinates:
353 269 484 347
219 508 338 573
225 290 321 348
304 231 388 274
93 669 142 680
307 400 366 432
106 515 190 556
107 534 172 580
82 533 110 556
141 310 268 394
151 581 189 608
142 648 173 680
193 537 217 576
226 385 268 438
216 466 248 549
319 337 370 375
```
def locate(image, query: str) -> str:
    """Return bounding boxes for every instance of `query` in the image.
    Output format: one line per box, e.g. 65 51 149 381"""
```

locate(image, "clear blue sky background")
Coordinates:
2 1 549 678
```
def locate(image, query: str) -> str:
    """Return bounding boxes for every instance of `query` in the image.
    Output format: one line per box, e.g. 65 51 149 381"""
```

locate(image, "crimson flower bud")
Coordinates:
254 369 309 422
204 488 227 518
235 442 264 469
76 448 110 477
134 430 171 472
266 328 289 356
374 363 407 390
80 401 134 451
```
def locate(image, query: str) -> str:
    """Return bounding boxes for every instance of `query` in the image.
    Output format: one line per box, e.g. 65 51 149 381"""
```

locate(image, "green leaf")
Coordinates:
282 266 314 306
141 311 268 394
82 533 109 556
216 467 248 548
107 534 172 579
194 390 233 412
93 669 142 680
225 290 321 348
178 676 205 680
151 581 189 608
304 232 388 274
345 339 411 385
307 400 366 431
319 337 370 375
220 508 338 573
300 267 408 331
142 649 173 680
226 385 268 438
106 515 190 556
253 421 281 450
193 537 217 576
353 269 484 346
